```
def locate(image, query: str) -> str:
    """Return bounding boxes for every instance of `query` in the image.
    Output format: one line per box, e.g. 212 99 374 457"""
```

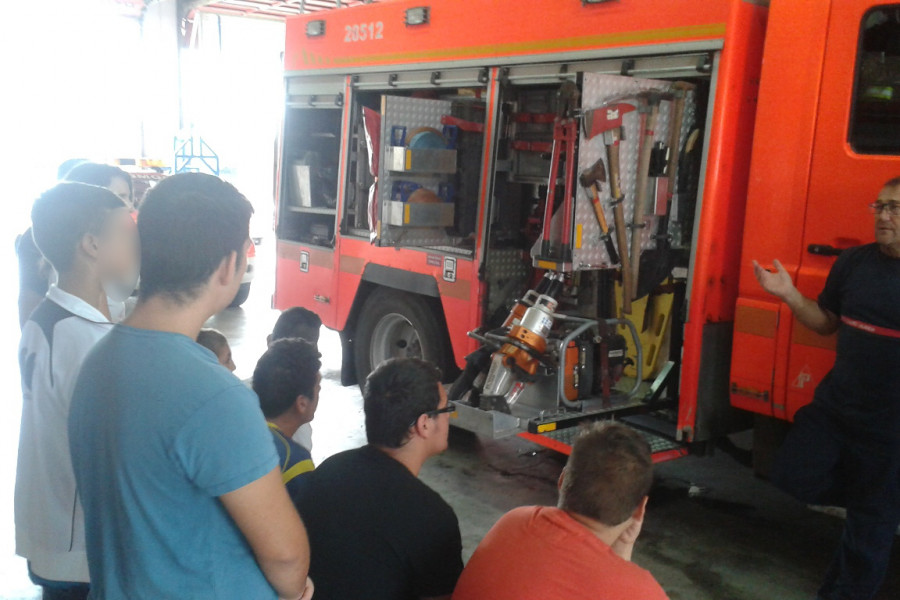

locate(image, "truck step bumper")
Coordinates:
518 422 688 464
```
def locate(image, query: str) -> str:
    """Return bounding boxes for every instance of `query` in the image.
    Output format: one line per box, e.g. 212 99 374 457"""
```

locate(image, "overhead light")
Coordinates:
269 5 302 13
405 7 429 26
306 20 325 37
220 0 266 7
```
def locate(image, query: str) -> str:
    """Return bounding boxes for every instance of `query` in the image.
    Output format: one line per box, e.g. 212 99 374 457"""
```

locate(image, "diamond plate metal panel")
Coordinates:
572 73 697 270
540 423 683 454
485 248 530 316
379 95 456 248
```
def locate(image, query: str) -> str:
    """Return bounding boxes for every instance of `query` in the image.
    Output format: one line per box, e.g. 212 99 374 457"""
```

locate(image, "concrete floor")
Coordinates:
1 238 899 599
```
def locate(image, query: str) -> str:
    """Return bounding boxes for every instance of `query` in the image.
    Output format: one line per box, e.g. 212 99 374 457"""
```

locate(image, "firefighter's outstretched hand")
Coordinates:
753 259 796 301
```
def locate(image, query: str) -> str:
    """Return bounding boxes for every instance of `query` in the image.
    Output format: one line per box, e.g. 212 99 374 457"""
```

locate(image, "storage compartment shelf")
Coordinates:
386 200 455 227
385 146 457 173
288 206 336 215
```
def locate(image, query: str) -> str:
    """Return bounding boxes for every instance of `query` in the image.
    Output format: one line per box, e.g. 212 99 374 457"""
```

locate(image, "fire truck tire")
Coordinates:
228 283 251 308
354 288 452 383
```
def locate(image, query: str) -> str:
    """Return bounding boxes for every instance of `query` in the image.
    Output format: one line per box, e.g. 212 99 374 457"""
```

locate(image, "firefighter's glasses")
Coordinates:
869 201 900 216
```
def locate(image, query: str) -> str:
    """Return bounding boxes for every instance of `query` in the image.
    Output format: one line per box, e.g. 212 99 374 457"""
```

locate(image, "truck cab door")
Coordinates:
786 2 900 419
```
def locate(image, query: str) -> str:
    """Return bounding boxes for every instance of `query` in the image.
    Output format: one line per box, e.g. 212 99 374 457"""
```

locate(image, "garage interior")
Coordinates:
0 2 899 599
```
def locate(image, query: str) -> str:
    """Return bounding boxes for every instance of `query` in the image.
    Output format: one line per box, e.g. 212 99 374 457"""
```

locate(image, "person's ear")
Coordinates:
294 394 309 416
216 251 239 287
412 413 430 439
266 334 273 347
557 468 566 492
234 240 249 274
633 496 648 521
80 233 101 260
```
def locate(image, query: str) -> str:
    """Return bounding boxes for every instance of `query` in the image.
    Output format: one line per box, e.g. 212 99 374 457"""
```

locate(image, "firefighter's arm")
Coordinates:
753 260 839 336
220 467 312 600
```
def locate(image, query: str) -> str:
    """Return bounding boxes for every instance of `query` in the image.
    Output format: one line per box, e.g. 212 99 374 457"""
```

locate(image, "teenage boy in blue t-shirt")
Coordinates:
69 173 313 600
252 338 322 499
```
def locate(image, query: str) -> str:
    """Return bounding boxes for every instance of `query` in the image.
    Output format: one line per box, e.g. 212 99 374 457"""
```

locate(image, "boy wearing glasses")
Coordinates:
753 176 900 600
294 358 463 600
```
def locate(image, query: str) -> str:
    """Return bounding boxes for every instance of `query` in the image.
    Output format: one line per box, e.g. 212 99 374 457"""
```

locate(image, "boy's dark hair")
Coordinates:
271 307 322 343
57 158 87 180
363 358 443 448
197 328 229 355
137 173 253 303
559 422 654 527
31 183 125 273
65 162 133 198
883 176 900 188
253 339 322 419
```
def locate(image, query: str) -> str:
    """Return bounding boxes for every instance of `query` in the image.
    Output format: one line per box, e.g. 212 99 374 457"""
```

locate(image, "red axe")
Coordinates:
582 101 637 314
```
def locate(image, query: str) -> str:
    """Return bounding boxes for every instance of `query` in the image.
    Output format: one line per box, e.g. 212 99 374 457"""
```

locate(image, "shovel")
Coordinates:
636 84 692 299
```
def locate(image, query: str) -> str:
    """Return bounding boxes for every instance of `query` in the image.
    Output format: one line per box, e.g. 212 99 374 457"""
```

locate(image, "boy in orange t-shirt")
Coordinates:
452 423 668 600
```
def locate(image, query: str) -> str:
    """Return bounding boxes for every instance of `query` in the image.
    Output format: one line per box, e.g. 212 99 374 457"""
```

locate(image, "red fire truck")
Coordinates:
273 0 900 464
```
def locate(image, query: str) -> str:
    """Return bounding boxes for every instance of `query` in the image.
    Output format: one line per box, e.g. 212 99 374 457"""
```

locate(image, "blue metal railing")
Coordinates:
174 133 219 175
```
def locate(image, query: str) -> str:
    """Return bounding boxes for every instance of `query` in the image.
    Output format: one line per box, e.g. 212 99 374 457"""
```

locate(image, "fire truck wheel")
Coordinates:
354 288 452 383
228 282 251 308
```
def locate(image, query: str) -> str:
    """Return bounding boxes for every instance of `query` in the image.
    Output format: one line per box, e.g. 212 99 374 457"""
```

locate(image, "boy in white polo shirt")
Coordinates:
16 182 138 599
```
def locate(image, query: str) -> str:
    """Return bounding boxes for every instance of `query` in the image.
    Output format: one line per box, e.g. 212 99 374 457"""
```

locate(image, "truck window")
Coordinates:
849 5 900 154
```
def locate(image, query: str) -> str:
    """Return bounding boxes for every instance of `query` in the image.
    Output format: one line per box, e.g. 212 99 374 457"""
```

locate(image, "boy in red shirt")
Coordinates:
452 422 668 600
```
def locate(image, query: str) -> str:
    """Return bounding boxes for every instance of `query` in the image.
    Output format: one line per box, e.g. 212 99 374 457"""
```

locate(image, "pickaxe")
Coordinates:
578 160 620 265
582 100 636 314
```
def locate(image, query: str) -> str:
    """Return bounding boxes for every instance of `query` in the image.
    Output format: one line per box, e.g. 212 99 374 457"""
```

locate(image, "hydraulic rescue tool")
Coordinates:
463 272 642 415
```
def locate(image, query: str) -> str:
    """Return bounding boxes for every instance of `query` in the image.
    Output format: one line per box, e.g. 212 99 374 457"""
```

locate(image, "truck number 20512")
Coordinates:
344 22 384 42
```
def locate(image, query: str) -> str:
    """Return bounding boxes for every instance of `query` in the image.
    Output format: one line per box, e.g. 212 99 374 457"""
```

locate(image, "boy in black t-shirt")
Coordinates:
294 358 462 600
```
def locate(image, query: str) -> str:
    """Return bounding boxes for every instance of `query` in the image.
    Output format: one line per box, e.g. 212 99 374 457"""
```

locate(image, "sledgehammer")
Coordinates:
579 160 620 265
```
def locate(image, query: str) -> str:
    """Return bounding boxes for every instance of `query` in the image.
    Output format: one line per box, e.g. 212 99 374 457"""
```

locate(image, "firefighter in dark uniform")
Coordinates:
754 176 900 600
